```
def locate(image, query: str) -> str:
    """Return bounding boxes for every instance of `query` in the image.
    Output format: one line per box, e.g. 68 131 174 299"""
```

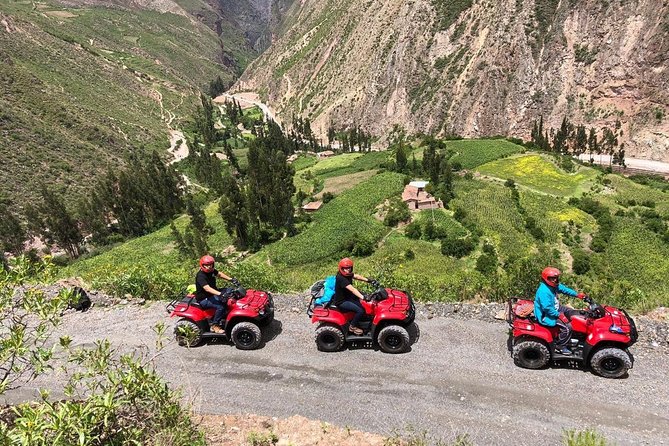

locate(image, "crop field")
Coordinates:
451 180 534 258
411 208 468 240
264 172 405 265
291 155 318 171
447 139 523 169
599 175 669 217
305 153 363 175
521 192 597 242
317 151 392 179
597 218 669 309
316 170 378 197
61 202 231 289
476 154 599 196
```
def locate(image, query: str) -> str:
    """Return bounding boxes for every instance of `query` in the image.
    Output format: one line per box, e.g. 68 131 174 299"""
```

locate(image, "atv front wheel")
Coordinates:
378 325 410 354
512 340 550 369
231 322 262 350
175 319 203 347
315 324 344 352
590 348 632 378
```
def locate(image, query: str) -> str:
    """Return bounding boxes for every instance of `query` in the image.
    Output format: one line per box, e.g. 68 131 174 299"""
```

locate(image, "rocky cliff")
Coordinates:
236 0 669 160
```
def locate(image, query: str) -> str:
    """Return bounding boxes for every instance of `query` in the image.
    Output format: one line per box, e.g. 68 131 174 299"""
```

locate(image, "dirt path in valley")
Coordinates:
3 296 668 446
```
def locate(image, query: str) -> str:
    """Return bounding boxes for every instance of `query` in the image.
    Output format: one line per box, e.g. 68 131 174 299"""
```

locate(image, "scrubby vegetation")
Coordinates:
0 257 204 445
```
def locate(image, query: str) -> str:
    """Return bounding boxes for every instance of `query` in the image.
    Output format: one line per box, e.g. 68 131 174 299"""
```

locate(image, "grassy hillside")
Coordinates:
0 0 256 209
61 140 669 312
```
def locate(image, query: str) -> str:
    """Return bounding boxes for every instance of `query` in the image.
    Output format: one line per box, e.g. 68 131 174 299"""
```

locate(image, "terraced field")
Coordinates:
476 154 599 196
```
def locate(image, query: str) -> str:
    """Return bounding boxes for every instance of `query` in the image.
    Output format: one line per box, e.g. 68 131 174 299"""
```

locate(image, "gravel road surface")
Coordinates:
5 296 669 445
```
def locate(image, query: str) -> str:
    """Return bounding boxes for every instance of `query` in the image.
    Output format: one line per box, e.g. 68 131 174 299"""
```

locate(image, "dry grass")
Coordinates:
316 169 378 198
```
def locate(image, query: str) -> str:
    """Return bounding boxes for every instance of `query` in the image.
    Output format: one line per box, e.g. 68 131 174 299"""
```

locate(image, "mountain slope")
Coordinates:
236 0 669 160
0 0 259 209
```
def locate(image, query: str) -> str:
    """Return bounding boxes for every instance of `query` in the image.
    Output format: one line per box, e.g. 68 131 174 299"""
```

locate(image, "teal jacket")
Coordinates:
534 282 578 326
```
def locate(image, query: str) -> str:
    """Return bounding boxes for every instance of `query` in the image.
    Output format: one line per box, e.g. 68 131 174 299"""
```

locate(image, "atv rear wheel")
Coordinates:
590 348 632 379
231 322 262 350
407 322 421 345
512 340 550 369
378 325 410 354
175 319 203 347
315 324 344 352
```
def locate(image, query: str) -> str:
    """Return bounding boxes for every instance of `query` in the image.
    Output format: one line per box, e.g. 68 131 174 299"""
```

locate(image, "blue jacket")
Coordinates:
534 282 578 326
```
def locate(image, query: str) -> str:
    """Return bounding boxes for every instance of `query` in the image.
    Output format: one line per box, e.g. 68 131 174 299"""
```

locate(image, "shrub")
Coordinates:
563 428 609 446
322 191 335 203
441 237 476 258
346 233 376 257
405 222 422 239
571 249 591 274
247 431 279 446
383 198 411 227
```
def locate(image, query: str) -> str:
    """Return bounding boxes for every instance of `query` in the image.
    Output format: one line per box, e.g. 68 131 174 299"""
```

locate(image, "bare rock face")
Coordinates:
238 0 669 160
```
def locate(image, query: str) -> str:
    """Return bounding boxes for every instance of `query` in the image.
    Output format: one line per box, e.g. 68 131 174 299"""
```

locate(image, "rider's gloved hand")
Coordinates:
363 293 372 302
230 277 241 287
369 279 380 288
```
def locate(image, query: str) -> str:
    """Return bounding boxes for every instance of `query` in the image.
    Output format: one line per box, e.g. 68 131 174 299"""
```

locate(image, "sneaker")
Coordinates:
210 324 224 334
558 346 572 355
348 326 363 335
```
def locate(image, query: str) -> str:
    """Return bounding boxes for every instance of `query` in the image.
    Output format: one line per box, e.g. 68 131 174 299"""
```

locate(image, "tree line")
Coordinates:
530 116 626 168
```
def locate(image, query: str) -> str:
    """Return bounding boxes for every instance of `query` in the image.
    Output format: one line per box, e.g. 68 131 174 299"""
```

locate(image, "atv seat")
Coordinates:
180 296 203 308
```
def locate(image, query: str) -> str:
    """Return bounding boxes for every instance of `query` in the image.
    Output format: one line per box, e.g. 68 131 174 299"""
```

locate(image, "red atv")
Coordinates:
167 284 274 350
507 296 637 378
307 283 417 353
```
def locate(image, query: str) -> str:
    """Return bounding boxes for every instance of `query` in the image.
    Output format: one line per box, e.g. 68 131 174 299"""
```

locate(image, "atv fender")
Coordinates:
372 311 409 327
310 311 348 327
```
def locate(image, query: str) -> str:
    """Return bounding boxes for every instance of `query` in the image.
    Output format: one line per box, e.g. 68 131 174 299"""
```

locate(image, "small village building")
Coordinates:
317 150 335 159
401 181 443 210
302 201 323 212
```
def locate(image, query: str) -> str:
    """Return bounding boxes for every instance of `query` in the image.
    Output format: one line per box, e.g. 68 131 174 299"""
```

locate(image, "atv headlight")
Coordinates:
609 324 627 335
258 308 265 316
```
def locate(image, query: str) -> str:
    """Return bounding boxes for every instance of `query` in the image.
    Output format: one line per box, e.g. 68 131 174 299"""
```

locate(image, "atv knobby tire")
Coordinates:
590 348 632 379
315 324 344 352
512 340 550 369
231 322 262 350
175 319 203 347
378 325 411 354
407 322 421 345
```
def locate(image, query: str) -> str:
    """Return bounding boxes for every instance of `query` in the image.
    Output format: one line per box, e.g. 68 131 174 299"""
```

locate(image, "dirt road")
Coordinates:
6 297 669 445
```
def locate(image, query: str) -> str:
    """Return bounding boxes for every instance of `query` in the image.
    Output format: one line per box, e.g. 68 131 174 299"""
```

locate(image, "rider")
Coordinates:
534 267 586 355
195 255 238 334
332 258 376 335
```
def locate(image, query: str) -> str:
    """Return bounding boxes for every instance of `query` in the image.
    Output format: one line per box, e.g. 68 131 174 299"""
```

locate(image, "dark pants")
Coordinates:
201 295 228 326
339 300 365 328
556 305 579 346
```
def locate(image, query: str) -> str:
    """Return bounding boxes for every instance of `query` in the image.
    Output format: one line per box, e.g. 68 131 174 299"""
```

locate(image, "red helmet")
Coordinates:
338 258 354 277
541 267 561 287
199 255 215 270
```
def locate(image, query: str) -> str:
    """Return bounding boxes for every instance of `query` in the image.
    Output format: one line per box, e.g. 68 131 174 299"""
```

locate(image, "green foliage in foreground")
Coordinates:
563 429 611 446
1 257 204 445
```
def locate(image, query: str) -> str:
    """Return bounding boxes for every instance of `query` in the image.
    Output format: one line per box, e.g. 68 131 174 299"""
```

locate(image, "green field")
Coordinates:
448 139 524 169
264 172 405 265
60 138 669 310
451 180 535 259
600 174 669 217
476 154 599 196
